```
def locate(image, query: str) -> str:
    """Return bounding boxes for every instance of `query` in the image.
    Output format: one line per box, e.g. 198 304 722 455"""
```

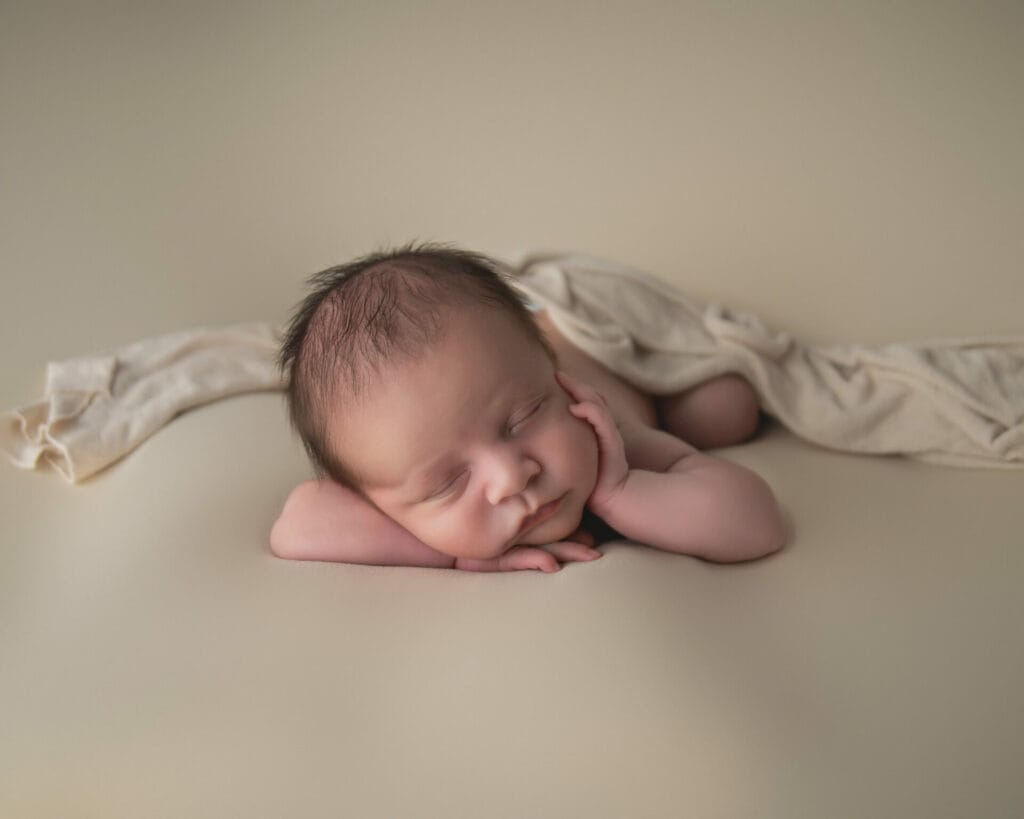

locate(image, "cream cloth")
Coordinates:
510 253 1024 469
3 254 1022 482
2 323 284 482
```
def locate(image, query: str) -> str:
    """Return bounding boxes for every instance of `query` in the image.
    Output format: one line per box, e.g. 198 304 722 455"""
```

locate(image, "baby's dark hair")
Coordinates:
279 241 552 488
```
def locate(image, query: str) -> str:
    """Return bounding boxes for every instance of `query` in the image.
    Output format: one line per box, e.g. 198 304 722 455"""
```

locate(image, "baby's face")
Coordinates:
330 306 599 560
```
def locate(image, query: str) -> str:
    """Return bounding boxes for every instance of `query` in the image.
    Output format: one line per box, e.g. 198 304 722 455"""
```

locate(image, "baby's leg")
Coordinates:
270 479 456 568
536 311 760 450
655 375 761 450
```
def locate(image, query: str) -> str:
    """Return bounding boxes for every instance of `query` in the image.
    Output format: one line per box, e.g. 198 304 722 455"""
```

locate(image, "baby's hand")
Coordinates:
556 371 630 516
454 528 601 573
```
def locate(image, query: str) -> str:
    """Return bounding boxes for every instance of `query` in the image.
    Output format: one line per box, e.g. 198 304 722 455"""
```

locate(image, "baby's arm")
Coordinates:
559 373 786 563
270 479 600 571
270 479 456 568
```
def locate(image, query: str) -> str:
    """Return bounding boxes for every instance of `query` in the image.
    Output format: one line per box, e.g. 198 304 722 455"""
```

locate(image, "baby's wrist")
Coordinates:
588 470 633 525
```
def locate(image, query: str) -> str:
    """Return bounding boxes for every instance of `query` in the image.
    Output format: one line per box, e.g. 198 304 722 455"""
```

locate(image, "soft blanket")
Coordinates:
2 323 283 482
510 253 1024 470
3 253 1022 482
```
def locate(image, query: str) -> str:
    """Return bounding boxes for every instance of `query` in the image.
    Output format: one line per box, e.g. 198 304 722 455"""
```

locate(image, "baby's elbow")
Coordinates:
718 532 784 564
719 483 788 563
756 516 788 560
269 512 301 560
764 486 789 553
739 502 788 562
268 480 319 561
724 470 786 561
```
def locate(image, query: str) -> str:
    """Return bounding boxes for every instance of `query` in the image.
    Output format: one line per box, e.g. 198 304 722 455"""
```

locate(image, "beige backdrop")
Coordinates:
3 1 1022 394
2 2 1022 818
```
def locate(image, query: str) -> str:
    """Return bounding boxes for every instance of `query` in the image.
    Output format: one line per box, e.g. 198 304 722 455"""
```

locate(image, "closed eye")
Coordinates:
425 471 466 502
508 398 546 434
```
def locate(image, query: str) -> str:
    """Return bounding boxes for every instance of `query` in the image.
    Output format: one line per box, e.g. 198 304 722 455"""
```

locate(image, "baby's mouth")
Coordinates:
517 493 566 536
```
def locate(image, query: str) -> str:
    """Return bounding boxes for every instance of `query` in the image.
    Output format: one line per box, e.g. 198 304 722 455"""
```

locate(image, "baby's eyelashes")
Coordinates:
507 398 545 434
424 471 467 502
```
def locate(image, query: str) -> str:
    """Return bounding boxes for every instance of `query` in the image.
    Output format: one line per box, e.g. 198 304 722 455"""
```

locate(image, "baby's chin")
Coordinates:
517 502 585 546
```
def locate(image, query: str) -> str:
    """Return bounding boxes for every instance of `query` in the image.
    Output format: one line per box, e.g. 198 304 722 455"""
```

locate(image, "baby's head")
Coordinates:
280 242 599 560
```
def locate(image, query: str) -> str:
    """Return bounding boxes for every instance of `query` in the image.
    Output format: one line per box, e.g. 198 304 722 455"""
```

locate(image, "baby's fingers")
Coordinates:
569 401 619 446
565 527 596 547
544 541 603 564
499 546 561 573
556 371 607 407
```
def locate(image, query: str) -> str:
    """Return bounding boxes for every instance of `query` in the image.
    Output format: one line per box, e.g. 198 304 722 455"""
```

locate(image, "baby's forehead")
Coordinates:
335 321 555 490
353 311 549 414
339 299 547 398
414 305 543 365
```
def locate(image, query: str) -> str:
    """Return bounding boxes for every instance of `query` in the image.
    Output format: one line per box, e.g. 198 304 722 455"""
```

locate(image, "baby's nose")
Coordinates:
485 451 541 506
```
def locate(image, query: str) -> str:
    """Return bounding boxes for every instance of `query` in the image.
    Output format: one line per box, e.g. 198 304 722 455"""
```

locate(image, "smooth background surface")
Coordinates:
2 2 1022 817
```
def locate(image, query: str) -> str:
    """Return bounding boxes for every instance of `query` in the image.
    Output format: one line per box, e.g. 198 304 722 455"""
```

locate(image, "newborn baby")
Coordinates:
270 243 786 571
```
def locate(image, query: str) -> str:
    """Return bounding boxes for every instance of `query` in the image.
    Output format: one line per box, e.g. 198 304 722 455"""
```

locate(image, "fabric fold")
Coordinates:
2 323 284 482
508 253 1024 469
3 253 1022 483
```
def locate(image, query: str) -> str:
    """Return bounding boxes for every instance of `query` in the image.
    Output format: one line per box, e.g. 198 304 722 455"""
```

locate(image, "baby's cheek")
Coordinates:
563 415 600 493
404 509 504 561
411 519 463 558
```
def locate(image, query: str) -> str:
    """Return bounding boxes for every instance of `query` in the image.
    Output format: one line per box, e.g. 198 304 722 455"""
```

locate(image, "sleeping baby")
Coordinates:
269 243 786 572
